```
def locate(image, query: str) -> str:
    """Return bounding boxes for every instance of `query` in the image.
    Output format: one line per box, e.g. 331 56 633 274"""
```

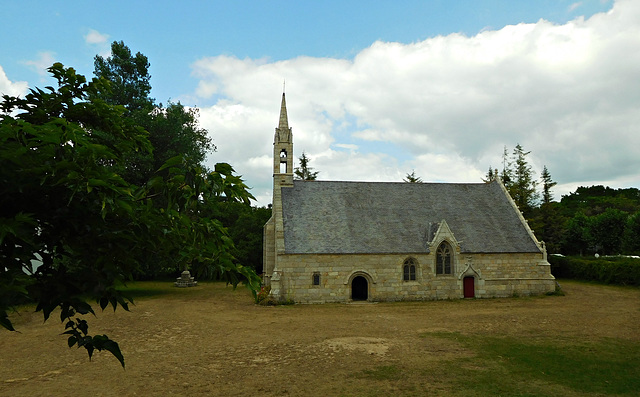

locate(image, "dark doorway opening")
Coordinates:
463 276 475 298
351 276 368 301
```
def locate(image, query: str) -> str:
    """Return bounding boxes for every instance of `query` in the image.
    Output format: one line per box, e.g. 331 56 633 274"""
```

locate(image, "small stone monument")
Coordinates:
174 270 198 287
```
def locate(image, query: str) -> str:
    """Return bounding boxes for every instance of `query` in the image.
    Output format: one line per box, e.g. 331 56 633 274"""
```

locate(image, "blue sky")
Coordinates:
2 1 613 104
3 0 639 206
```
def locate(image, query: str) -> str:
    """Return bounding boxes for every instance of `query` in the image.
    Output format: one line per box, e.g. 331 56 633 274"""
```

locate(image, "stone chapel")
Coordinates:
263 93 556 303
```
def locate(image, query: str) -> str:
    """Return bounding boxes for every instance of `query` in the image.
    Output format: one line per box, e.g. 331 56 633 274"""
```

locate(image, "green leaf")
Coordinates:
92 334 125 368
86 343 95 360
157 155 184 172
0 310 16 332
73 300 95 316
77 319 89 335
99 297 108 310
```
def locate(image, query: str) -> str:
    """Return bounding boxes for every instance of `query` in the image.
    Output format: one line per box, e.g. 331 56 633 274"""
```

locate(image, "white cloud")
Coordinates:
192 0 640 206
85 29 111 57
335 143 359 151
85 29 109 45
0 66 28 97
569 2 583 12
23 52 56 79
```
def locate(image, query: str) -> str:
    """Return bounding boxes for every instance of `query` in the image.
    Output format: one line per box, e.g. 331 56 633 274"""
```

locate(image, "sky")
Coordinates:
2 0 638 207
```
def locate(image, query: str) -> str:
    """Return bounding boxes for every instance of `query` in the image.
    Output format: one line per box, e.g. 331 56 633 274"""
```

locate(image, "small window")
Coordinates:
403 258 416 281
436 242 452 275
280 149 287 158
312 272 320 286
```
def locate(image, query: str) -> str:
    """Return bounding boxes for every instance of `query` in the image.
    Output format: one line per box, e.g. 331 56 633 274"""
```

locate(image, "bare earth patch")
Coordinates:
1 280 639 396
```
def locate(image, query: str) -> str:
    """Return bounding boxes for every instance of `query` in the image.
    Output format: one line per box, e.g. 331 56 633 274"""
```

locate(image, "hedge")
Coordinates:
548 255 640 286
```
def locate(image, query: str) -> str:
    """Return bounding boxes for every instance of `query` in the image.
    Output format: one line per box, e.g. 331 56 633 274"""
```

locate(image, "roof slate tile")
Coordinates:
281 180 541 254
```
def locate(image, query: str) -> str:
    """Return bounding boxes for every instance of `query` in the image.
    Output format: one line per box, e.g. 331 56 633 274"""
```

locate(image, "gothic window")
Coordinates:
312 272 320 286
436 242 453 275
403 258 416 281
280 149 287 158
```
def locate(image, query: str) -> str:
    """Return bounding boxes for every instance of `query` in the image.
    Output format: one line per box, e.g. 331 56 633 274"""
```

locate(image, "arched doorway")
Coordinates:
351 276 368 301
463 276 475 298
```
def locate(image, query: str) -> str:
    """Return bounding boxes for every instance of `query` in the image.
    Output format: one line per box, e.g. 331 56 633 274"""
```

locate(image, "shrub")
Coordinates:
256 285 271 304
549 255 640 286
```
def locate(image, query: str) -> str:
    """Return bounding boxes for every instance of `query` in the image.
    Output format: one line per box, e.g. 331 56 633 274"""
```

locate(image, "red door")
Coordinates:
463 276 475 298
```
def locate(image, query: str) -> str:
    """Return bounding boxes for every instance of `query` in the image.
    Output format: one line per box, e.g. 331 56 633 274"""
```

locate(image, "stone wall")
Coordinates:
262 216 275 285
273 252 555 303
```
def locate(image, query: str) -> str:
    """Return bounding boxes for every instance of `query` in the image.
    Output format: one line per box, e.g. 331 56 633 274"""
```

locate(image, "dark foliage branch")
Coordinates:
0 63 259 367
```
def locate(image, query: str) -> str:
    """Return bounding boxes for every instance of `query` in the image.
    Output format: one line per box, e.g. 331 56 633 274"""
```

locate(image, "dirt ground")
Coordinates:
1 280 639 397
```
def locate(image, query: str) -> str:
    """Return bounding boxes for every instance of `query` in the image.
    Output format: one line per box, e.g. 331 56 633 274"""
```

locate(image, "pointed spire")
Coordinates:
278 92 289 130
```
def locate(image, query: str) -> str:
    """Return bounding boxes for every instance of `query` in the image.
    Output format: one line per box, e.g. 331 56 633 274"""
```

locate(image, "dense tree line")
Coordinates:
542 187 640 256
486 145 640 256
0 42 261 366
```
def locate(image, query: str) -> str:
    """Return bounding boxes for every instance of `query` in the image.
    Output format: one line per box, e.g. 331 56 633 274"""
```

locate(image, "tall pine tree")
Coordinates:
508 144 538 216
294 151 319 180
541 165 557 204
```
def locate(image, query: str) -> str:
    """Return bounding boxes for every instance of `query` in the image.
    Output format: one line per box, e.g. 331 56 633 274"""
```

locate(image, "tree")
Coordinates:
482 166 498 183
0 63 259 367
530 202 564 254
562 211 592 256
146 102 212 173
559 186 640 217
146 159 258 284
208 203 272 275
500 145 513 188
590 208 628 255
534 165 562 252
93 40 153 112
93 41 213 186
622 211 640 254
294 151 319 180
404 170 424 183
0 64 148 367
508 144 538 217
540 165 557 205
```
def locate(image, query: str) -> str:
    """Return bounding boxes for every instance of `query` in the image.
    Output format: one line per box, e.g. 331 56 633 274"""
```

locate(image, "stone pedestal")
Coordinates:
270 270 282 299
175 270 198 287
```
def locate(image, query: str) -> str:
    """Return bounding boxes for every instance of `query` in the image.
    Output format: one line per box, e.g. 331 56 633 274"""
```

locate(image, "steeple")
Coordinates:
275 92 291 143
273 92 293 184
278 92 289 131
264 91 293 297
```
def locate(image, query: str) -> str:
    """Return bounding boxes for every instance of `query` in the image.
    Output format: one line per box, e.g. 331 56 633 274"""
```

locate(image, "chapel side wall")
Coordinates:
468 253 555 297
262 216 275 285
276 252 555 303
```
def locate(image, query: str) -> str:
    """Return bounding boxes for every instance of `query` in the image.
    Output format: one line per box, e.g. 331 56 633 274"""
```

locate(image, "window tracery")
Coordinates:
403 258 416 281
436 242 453 275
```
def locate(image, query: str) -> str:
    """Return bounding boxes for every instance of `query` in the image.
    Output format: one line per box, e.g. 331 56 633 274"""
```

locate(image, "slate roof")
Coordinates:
281 180 541 254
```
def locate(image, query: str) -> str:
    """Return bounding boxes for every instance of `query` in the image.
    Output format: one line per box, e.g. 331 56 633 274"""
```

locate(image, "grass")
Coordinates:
355 365 402 381
118 280 246 301
116 280 638 396
118 281 177 299
4 280 639 396
423 332 640 396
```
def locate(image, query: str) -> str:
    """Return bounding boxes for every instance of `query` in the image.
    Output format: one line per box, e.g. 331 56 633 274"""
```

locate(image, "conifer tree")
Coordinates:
541 165 557 204
404 170 424 183
500 145 513 188
294 151 319 180
537 165 562 252
508 144 538 216
483 166 498 183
